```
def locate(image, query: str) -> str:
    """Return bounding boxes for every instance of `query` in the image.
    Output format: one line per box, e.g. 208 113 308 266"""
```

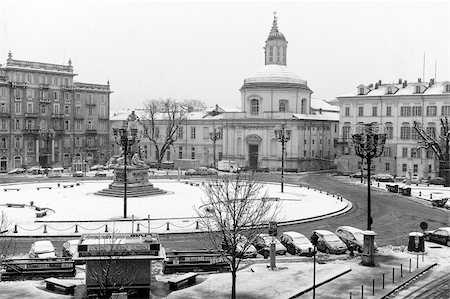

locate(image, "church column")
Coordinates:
36 139 39 162
51 139 55 162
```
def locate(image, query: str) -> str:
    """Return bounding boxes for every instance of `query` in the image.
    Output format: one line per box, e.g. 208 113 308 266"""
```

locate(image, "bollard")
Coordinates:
166 222 170 230
327 191 329 195
409 259 411 273
378 182 380 187
75 224 78 233
332 193 335 197
136 223 140 232
43 225 47 233
416 255 419 268
372 279 375 295
382 273 385 289
392 268 395 283
401 264 403 278
308 186 310 189
341 197 343 202
14 224 18 233
30 201 34 207
320 189 322 193
350 292 352 299
105 224 108 232
430 194 433 199
57 183 61 188
361 285 364 299
196 221 199 229
419 191 421 196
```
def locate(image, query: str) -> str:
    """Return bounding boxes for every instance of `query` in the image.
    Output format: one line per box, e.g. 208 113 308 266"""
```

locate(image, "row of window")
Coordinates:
1 102 106 117
345 105 450 117
356 161 432 173
0 136 107 150
249 98 309 115
358 84 450 96
0 118 108 132
9 72 71 86
0 88 107 103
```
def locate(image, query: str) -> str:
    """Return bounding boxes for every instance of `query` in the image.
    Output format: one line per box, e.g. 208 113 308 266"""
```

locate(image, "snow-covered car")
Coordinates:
310 230 347 254
94 171 108 177
279 231 314 256
335 226 377 252
7 168 26 175
252 234 287 256
373 173 394 182
62 239 80 257
185 169 197 176
29 240 57 258
428 177 445 185
431 198 448 208
445 200 450 210
424 227 450 246
90 164 105 171
222 234 257 258
72 171 84 177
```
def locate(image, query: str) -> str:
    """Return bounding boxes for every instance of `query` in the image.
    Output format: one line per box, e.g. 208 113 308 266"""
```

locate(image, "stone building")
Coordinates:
110 16 339 171
336 78 450 179
0 52 111 172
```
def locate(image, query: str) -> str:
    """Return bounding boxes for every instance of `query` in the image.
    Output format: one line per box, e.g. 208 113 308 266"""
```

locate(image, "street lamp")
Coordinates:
351 123 386 230
275 125 291 193
111 121 140 218
39 129 56 169
209 127 222 168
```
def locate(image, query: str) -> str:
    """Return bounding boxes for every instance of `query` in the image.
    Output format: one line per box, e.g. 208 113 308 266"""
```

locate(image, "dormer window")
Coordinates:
359 87 365 95
445 84 450 92
387 86 392 94
415 85 421 94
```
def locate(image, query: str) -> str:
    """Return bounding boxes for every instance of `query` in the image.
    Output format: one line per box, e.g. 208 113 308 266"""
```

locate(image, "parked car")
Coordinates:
47 167 64 178
62 239 80 257
335 226 377 252
424 227 450 246
252 234 287 256
222 234 258 258
27 166 45 175
373 173 395 182
310 230 348 254
94 171 108 177
428 177 445 185
7 168 26 175
445 200 450 210
29 240 57 258
279 231 314 256
185 169 197 176
431 198 449 208
90 164 105 171
72 171 84 177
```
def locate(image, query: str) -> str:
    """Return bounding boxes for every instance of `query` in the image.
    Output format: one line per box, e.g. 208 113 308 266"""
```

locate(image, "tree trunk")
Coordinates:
440 160 450 187
231 269 236 299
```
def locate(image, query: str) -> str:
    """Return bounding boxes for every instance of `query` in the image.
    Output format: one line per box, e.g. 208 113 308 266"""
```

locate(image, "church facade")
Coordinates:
112 16 340 171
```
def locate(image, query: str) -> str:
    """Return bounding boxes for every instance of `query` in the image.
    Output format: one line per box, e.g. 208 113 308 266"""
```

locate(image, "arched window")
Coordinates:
279 100 288 112
387 86 392 94
250 99 259 116
385 122 393 139
446 84 450 92
0 156 7 172
400 122 411 139
63 153 71 167
301 98 307 114
415 85 421 94
270 138 278 157
359 88 365 95
13 155 22 168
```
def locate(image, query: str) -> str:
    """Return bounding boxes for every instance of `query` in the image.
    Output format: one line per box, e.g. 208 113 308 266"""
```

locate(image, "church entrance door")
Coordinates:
249 144 258 169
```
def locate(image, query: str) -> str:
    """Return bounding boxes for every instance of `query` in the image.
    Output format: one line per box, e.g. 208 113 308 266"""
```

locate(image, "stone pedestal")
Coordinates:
362 230 377 267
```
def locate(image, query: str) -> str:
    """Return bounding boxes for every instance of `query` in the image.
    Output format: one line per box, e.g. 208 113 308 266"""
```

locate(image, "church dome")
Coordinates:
243 64 307 85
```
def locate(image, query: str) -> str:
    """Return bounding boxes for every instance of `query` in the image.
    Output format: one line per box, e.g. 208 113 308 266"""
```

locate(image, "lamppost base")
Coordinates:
361 230 377 267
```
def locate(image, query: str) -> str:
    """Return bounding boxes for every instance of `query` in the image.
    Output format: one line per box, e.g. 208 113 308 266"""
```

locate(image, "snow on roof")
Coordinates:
244 64 307 85
310 98 339 112
293 112 339 121
339 81 450 97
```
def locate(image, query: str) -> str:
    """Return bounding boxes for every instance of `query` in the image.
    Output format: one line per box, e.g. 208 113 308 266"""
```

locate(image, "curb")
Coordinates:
378 262 437 298
289 268 352 298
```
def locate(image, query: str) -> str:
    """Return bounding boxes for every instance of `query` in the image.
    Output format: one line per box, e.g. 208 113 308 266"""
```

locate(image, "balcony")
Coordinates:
14 97 22 101
39 98 51 103
12 82 27 88
22 128 40 135
86 146 98 151
51 113 65 119
86 129 97 134
0 112 11 118
86 102 96 106
61 85 74 91
55 129 65 135
74 114 84 120
39 83 49 89
24 113 38 118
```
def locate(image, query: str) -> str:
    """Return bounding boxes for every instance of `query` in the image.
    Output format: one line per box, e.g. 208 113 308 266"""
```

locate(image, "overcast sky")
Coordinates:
1 1 449 110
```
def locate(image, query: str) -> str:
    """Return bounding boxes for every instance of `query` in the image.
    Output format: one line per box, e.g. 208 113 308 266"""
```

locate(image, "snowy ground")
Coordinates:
0 179 349 236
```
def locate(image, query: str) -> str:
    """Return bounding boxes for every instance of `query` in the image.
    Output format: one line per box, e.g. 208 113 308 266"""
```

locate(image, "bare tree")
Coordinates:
181 99 206 111
141 99 187 169
196 173 280 299
0 212 16 278
413 118 450 187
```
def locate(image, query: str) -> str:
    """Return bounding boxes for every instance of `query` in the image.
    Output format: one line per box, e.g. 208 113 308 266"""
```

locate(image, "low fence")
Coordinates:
1 257 75 281
163 250 230 274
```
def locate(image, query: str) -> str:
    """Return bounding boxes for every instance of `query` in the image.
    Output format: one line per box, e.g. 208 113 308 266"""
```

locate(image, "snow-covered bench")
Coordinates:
4 188 20 192
6 203 25 208
168 272 198 290
36 186 52 190
44 277 76 295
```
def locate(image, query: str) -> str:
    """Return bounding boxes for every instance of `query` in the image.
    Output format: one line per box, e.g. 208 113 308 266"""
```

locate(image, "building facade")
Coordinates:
0 52 111 172
336 78 450 179
111 16 340 171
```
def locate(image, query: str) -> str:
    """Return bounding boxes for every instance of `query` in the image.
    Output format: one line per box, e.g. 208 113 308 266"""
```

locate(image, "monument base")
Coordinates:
95 165 167 197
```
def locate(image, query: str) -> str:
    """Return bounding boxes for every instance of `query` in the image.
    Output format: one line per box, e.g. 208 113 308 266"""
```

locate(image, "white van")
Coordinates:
217 160 240 173
47 167 64 178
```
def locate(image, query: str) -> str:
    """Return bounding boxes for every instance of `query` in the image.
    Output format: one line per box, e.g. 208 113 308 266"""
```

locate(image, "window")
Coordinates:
26 119 32 129
75 137 82 147
442 106 450 116
400 124 411 139
40 76 46 84
426 106 437 116
402 147 408 157
359 88 364 95
14 89 22 99
358 106 363 116
426 150 434 159
384 147 391 157
372 106 377 116
154 127 160 138
385 123 393 139
54 91 59 101
400 106 411 116
190 127 196 139
76 93 81 102
250 99 259 116
15 102 22 114
64 120 70 130
88 94 93 104
413 164 418 173
402 164 407 172
426 125 436 138
412 106 422 116
177 126 184 139
191 147 195 159
0 137 6 148
87 120 93 130
26 74 32 83
64 105 69 115
64 92 69 101
53 77 59 85
26 89 34 99
64 78 69 86
344 107 350 116
203 127 209 139
14 119 20 130
75 120 81 130
87 137 94 147
411 148 421 158
446 85 450 92
387 86 392 94
40 105 46 115
14 137 21 148
88 107 94 116
100 106 105 117
385 163 390 171
415 86 421 93
178 146 183 159
27 140 33 151
386 106 392 116
279 100 288 112
53 104 59 114
27 103 33 113
411 128 420 140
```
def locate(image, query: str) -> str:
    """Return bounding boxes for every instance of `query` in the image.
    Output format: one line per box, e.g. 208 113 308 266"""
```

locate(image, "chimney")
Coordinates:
398 78 402 84
368 83 373 88
187 106 194 113
418 78 422 83
374 83 379 89
402 80 408 88
430 78 435 86
378 80 382 85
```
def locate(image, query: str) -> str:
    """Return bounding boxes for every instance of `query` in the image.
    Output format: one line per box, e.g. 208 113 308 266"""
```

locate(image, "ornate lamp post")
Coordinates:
352 123 386 266
111 121 140 218
209 127 222 168
39 129 56 169
275 125 291 193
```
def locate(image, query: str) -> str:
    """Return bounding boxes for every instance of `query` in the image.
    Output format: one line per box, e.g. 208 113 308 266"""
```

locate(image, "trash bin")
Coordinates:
403 187 411 196
393 185 399 193
408 232 425 252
